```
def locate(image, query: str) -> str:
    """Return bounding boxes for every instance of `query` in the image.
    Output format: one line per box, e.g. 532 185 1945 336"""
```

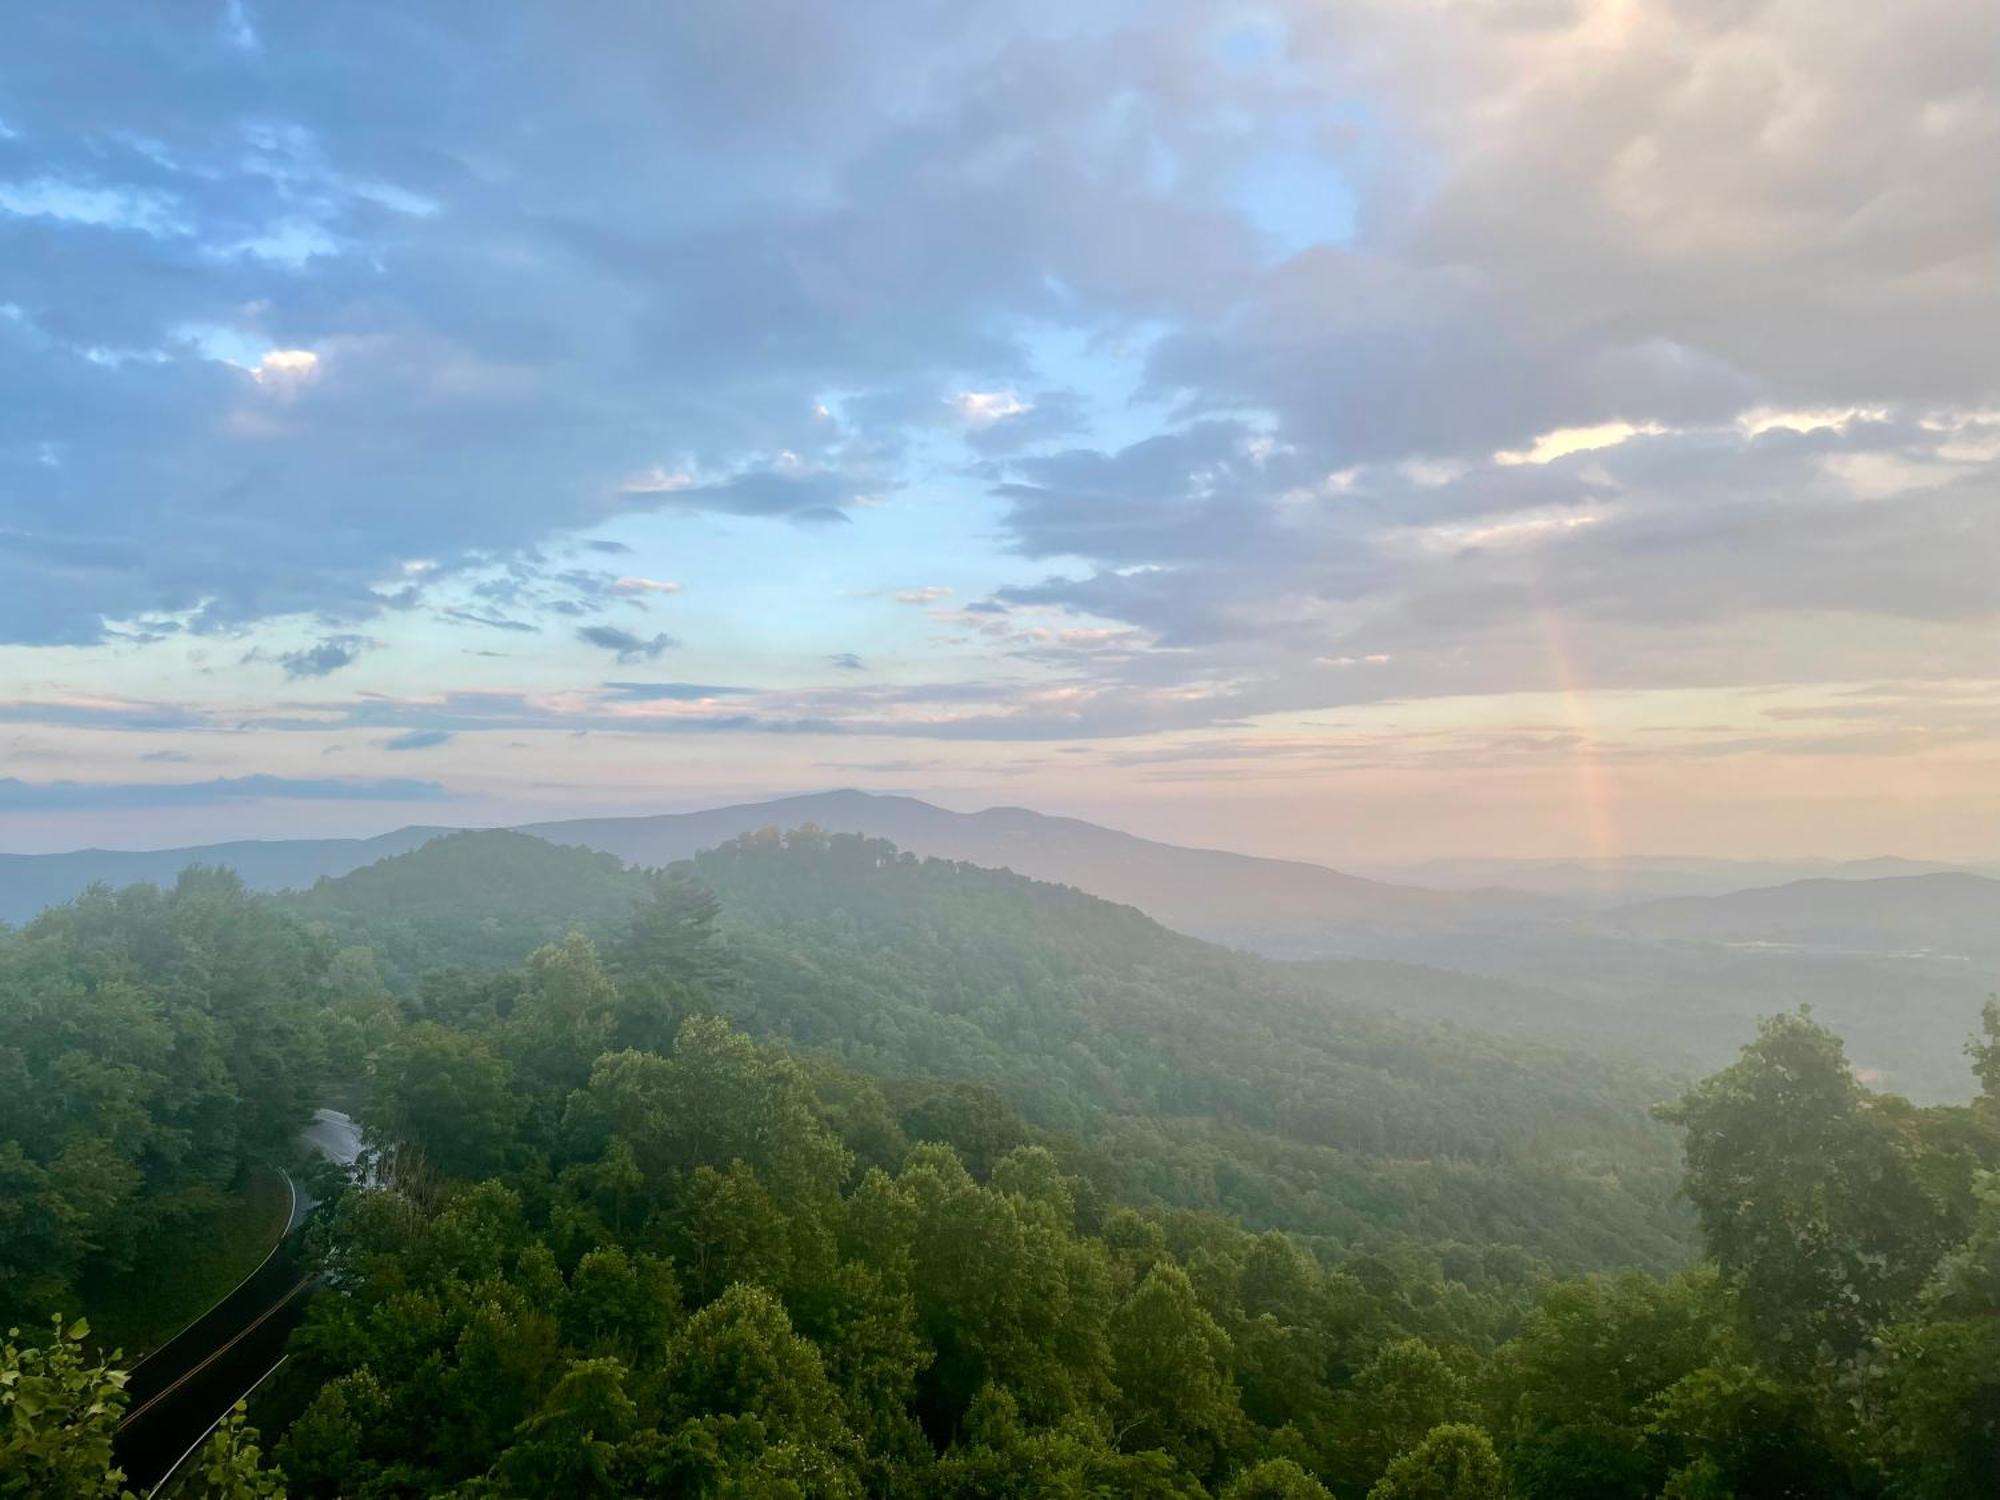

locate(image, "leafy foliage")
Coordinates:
1 1317 131 1499
689 828 1692 1269
282 831 647 990
6 829 1998 1496
0 870 339 1326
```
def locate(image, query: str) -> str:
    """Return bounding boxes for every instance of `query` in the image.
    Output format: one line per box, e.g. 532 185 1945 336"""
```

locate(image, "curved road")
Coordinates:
112 1109 362 1496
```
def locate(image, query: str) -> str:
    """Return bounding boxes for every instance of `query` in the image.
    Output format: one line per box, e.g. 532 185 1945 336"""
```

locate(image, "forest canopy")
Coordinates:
3 829 1996 1497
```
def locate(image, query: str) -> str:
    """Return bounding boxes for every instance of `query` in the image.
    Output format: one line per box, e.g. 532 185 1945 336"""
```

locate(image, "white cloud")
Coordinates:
951 390 1031 427
1739 407 1888 437
250 348 320 386
0 176 187 237
620 466 695 494
1821 452 1958 501
1495 422 1667 466
612 576 682 595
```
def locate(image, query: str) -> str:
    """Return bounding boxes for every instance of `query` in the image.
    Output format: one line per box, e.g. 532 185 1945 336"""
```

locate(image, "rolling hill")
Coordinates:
521 789 1555 953
1599 871 2000 960
651 827 1697 1269
0 789 1550 947
0 826 446 926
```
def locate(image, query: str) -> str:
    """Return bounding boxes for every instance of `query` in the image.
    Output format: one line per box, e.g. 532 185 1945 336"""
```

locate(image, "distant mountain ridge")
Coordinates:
0 826 448 926
9 797 1995 1102
519 790 1556 955
1599 871 2000 961
4 792 1996 966
1363 854 1999 904
0 790 1551 945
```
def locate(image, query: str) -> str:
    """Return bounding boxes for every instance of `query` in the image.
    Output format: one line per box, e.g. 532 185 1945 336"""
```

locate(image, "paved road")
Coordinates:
300 1106 364 1171
112 1111 359 1495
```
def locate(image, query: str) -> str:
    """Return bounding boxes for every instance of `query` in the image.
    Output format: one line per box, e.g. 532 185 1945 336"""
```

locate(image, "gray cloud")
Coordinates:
443 608 539 633
601 682 749 702
0 0 1990 758
576 625 676 662
647 468 857 525
382 729 453 750
275 634 372 679
0 774 448 810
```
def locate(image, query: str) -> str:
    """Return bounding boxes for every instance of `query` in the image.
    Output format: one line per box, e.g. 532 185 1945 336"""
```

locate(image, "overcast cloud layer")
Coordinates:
1 1 1994 858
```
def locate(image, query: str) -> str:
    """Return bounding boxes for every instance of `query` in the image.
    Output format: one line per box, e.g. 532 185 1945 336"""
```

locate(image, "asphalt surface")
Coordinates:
112 1110 359 1495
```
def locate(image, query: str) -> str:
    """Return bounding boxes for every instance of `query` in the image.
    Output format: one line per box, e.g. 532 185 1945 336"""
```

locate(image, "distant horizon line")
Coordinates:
2 785 1994 875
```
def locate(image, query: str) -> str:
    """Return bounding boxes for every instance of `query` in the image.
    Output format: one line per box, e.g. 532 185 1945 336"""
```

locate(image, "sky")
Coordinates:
1 0 1996 863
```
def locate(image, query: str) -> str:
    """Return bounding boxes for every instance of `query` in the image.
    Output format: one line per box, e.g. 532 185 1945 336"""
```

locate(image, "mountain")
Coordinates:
1293 931 1996 1102
7 795 1993 1104
1600 871 2000 961
279 829 649 989
0 790 1555 949
0 826 447 926
680 827 1691 1270
1364 854 1996 905
521 790 1556 954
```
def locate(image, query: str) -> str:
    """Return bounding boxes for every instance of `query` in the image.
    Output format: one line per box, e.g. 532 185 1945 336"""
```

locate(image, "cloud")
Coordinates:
0 0 1990 776
249 347 319 386
0 774 448 810
611 576 681 595
893 586 952 605
382 728 452 750
643 466 857 525
619 466 695 495
576 625 676 662
963 388 1090 456
951 390 1030 427
600 682 748 702
0 697 209 731
275 634 372 679
444 607 539 632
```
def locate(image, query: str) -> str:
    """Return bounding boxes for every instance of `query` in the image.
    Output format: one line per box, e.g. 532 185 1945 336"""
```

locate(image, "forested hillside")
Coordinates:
1603 872 2000 960
524 789 1552 949
1351 927 1997 1102
683 829 1688 1269
283 830 649 989
281 827 1691 1266
0 871 350 1330
5 839 1998 1497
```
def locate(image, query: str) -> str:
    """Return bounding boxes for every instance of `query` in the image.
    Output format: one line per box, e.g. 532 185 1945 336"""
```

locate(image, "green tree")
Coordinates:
0 1316 132 1500
505 933 623 1091
1644 1361 1846 1498
1332 1338 1468 1493
1969 999 2000 1105
581 1018 851 1207
659 1283 853 1454
493 1356 637 1498
182 1400 286 1499
1366 1424 1502 1500
1874 1172 2000 1498
370 1022 518 1177
931 1385 1205 1499
1662 1011 1957 1366
608 865 724 990
899 1081 1028 1181
1221 1457 1334 1498
1493 1270 1721 1500
1109 1261 1239 1476
0 872 331 1324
